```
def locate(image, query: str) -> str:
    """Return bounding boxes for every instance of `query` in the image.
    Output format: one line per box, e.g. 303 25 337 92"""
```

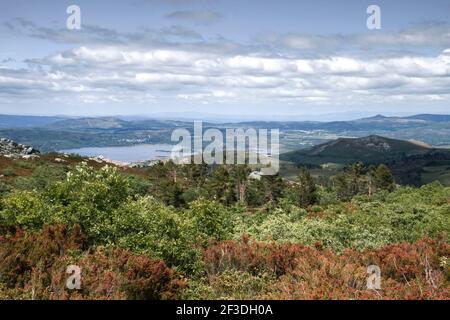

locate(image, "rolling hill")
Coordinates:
280 135 433 165
280 135 450 186
45 117 129 130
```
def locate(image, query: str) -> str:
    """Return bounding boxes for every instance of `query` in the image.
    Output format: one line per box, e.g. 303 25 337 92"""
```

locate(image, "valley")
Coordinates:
1 113 450 186
1 114 450 153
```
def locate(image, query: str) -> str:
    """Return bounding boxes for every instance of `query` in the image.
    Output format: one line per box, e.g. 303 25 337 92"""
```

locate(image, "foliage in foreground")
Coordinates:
0 226 448 300
0 225 185 300
0 161 448 300
187 236 449 300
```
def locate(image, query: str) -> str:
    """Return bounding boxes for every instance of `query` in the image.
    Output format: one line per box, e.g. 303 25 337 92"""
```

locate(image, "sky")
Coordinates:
0 0 449 120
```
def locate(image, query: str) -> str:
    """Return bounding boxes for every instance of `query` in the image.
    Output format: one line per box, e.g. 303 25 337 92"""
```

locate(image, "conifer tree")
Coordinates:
297 167 318 207
373 164 395 192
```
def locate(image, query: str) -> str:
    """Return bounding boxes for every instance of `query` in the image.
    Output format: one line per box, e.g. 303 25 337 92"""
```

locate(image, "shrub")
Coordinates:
0 164 204 275
111 197 203 275
233 184 450 252
0 190 52 231
184 270 274 300
124 174 151 197
0 225 185 300
0 224 86 290
49 247 186 300
185 198 235 245
41 163 131 242
204 237 310 277
201 237 450 300
14 164 67 191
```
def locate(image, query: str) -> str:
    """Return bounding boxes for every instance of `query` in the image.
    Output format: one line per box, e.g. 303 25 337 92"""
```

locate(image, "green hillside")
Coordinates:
280 135 450 186
281 135 434 165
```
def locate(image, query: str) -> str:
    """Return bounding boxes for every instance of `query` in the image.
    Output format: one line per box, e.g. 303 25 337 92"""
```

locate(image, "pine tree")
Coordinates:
333 172 351 201
297 167 318 207
368 165 376 196
231 165 251 204
206 166 233 204
261 174 285 203
373 164 395 192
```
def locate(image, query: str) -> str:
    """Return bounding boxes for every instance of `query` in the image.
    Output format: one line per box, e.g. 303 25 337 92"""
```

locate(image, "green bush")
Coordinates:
185 198 235 245
13 164 67 191
0 190 52 230
124 174 152 197
111 197 203 275
233 184 450 252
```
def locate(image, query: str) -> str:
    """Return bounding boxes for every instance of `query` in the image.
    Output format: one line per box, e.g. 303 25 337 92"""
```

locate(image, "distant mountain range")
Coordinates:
0 113 449 152
0 115 65 128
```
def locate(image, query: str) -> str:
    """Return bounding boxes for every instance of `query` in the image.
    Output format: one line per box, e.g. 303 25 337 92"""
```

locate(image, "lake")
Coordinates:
61 144 174 163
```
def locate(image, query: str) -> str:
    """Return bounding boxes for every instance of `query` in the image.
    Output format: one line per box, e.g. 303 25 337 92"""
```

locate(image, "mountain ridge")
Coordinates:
1 113 450 128
280 135 444 165
0 113 449 152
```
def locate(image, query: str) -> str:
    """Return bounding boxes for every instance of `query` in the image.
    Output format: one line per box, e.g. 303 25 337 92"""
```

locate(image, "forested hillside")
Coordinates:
281 135 450 186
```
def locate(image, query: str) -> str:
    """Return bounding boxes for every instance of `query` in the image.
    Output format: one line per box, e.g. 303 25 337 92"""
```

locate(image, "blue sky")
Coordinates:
0 0 450 119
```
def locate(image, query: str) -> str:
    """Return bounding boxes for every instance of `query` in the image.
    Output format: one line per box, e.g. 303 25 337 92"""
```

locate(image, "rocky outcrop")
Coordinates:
0 138 40 159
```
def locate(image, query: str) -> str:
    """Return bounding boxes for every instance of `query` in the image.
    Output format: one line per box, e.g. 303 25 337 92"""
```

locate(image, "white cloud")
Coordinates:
2 26 450 109
259 23 450 53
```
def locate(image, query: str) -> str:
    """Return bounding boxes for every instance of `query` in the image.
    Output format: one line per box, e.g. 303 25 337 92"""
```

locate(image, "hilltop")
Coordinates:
281 135 433 165
280 135 450 186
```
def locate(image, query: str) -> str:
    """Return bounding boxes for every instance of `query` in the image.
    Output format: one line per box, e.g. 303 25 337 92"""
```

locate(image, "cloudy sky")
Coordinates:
0 0 450 120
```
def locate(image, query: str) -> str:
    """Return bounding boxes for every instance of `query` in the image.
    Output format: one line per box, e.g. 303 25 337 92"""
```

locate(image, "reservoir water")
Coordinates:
61 144 174 163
